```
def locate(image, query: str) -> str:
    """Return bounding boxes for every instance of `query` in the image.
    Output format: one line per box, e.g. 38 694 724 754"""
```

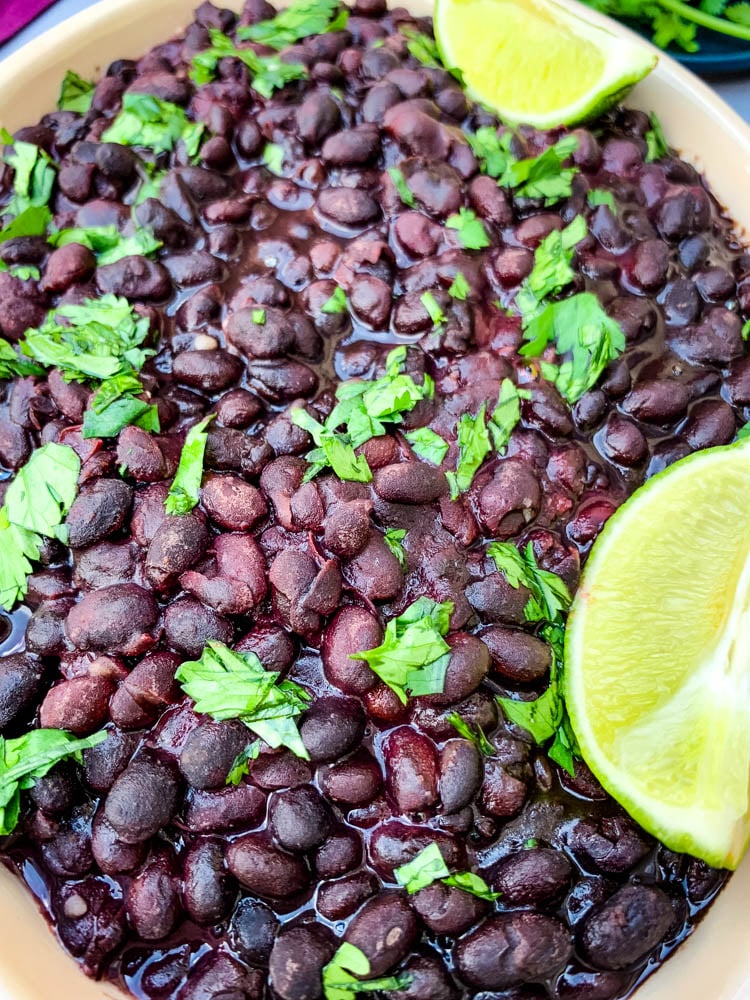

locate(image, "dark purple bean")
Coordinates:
179 720 250 790
226 833 310 898
487 848 572 904
480 757 528 818
177 952 263 1000
369 822 465 879
383 953 459 1000
477 459 541 536
318 187 380 226
91 812 147 875
296 91 341 144
425 632 490 706
42 243 96 293
269 925 336 1000
323 499 373 557
104 753 180 843
556 966 632 1000
343 535 404 601
600 413 647 467
185 781 266 833
126 848 181 940
439 739 482 813
163 595 233 657
0 653 43 728
83 729 140 793
373 461 448 503
321 748 383 806
566 815 653 874
54 877 126 977
413 880 488 935
0 418 31 468
117 425 172 482
299 695 366 762
383 726 438 813
247 358 319 402
454 912 572 990
65 583 158 655
313 825 363 879
214 387 263 427
580 885 674 970
30 761 77 815
622 378 690 423
172 348 242 391
96 256 172 300
682 398 736 449
229 897 278 965
345 893 419 976
269 785 333 852
183 838 235 924
39 675 114 735
322 604 380 695
481 626 551 682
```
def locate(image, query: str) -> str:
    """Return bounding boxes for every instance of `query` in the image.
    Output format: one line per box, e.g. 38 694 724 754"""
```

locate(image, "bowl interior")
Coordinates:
0 1 749 998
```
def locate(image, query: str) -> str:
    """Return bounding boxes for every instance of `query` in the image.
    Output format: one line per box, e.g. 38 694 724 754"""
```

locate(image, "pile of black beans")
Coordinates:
0 0 746 998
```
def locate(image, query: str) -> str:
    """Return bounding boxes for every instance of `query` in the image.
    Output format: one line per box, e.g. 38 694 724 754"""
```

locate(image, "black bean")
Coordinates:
183 838 235 924
226 833 310 897
126 848 181 940
163 595 233 656
145 511 210 591
91 812 147 875
229 897 279 965
96 256 172 300
345 893 419 976
439 739 482 813
185 781 266 833
179 720 250 790
104 753 180 843
54 877 126 977
269 785 333 852
40 675 114 735
269 925 336 1000
66 583 159 655
0 653 43 729
487 848 572 904
299 694 366 761
383 953 459 1000
454 912 572 989
566 815 653 874
580 885 674 969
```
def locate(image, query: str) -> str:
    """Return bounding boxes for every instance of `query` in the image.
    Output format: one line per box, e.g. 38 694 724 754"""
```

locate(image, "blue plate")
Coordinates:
634 23 750 74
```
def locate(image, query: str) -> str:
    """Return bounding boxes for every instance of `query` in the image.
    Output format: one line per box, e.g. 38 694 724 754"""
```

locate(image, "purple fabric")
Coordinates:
0 0 57 44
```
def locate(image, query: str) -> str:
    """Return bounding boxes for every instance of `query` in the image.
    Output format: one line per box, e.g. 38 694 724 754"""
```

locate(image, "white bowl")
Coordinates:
1 2 749 998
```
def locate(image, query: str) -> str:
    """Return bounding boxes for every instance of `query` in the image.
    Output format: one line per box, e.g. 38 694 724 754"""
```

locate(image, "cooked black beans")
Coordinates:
0 1 741 997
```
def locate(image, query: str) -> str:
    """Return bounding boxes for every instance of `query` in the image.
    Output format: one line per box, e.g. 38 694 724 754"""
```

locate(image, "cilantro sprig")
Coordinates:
515 215 587 320
0 127 56 233
350 597 454 704
57 70 96 114
102 93 205 156
488 541 571 624
468 128 579 206
291 346 434 483
176 641 311 759
580 0 750 53
238 0 349 48
489 379 530 453
0 339 45 380
404 426 449 465
164 415 214 515
190 27 308 97
446 404 491 499
383 527 407 570
446 207 491 250
448 712 495 755
394 843 500 900
0 729 106 835
0 443 81 611
49 223 162 266
322 943 411 1000
82 372 160 439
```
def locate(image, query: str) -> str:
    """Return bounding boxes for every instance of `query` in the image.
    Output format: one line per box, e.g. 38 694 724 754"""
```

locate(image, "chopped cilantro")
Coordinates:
515 215 587 320
401 27 464 82
420 290 446 326
467 126 515 179
0 443 81 611
321 285 348 315
447 712 495 755
322 943 411 1000
520 291 626 403
489 379 530 453
291 407 372 483
488 541 571 624
0 204 52 243
499 134 579 205
446 404 491 499
102 93 205 156
0 729 107 835
82 373 159 439
262 142 285 176
0 339 44 379
176 641 311 759
446 207 491 250
57 70 96 114
164 415 214 515
448 271 470 300
226 742 261 786
0 129 56 221
252 308 266 325
645 112 670 162
383 527 407 570
50 223 162 265
238 0 349 48
394 843 501 900
737 423 750 440
190 27 307 97
350 596 453 704
404 426 449 465
388 166 416 207
742 318 750 341
587 188 617 211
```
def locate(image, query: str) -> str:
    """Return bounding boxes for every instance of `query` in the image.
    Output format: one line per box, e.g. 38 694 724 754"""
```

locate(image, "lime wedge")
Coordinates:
564 440 750 870
434 0 657 128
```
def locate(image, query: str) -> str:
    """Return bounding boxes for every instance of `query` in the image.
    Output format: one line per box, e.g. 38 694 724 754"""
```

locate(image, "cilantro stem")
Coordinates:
655 0 750 40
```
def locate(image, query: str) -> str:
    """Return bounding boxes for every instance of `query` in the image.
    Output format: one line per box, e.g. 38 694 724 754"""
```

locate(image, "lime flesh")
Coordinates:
435 0 657 128
565 440 750 870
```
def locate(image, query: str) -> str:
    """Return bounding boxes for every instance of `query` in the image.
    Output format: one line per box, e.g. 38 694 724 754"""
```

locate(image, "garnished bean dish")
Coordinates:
0 1 748 999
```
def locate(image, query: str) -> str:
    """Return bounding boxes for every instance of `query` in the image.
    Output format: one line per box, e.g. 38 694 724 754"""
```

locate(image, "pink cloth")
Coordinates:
0 0 57 44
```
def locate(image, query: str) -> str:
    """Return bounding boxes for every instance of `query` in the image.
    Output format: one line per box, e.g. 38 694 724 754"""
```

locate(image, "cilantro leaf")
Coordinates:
83 373 159 439
515 215 587 320
57 70 96 113
190 27 307 97
102 93 205 155
394 843 501 900
0 204 52 243
252 308 266 325
164 415 214 515
383 527 407 570
467 126 515 179
520 291 625 403
350 597 453 704
21 294 154 383
488 541 571 624
388 166 416 207
2 137 56 220
322 943 411 1000
400 27 464 82
489 379 530 453
291 407 372 483
726 1 750 22
587 188 617 211
446 403 491 499
446 207 491 250
447 711 495 755
421 290 447 326
0 339 45 379
404 426 449 465
226 741 260 786
448 271 470 300
322 285 348 314
737 423 750 440
652 8 698 51
0 729 107 835
0 512 39 613
50 223 162 265
238 0 349 48
645 112 669 162
498 135 579 205
7 264 40 281
176 641 311 759
263 142 285 176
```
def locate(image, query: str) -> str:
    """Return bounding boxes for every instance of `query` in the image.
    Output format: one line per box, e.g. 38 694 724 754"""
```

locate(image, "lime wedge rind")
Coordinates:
565 438 750 870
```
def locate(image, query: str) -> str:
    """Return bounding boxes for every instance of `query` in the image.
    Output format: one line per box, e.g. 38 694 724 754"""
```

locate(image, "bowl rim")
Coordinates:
1 2 750 999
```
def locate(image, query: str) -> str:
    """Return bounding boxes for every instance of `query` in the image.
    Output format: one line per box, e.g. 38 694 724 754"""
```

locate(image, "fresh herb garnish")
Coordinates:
262 142 285 176
489 379 530 453
519 291 626 404
0 128 56 222
467 128 578 204
252 308 266 325
448 271 471 300
50 223 162 265
21 295 154 383
102 93 205 156
394 843 500 900
322 943 411 1000
489 541 571 624
404 426 449 465
446 207 491 250
57 70 96 113
82 373 160 439
420 290 447 327
176 641 311 759
190 27 308 97
238 0 349 48
0 339 45 380
587 188 617 211
350 597 453 704
0 729 106 835
321 285 348 315
164 414 214 515
738 422 750 440
388 166 416 207
291 346 433 483
515 215 587 319
467 126 515 179
742 318 750 342
383 527 407 570
447 712 495 755
446 404 491 499
400 27 465 82
0 205 51 243
226 742 260 786
0 443 80 611
645 112 669 162
580 0 750 53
